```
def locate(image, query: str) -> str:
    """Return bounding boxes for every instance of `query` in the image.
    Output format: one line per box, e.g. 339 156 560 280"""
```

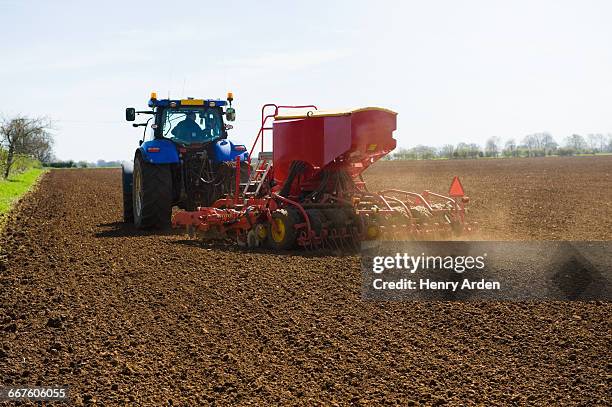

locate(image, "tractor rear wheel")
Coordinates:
121 162 134 223
268 208 300 250
133 154 173 229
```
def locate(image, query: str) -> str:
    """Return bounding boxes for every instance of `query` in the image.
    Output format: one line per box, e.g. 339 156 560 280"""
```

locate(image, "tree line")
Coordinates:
45 160 124 168
0 115 123 175
3 115 610 172
390 133 612 160
0 116 53 178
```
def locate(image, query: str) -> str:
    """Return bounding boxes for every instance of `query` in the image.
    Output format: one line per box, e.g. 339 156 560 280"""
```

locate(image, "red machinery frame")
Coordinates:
172 103 474 249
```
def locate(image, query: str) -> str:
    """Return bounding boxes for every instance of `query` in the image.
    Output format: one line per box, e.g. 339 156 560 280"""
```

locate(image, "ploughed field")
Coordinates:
365 156 612 240
0 157 610 405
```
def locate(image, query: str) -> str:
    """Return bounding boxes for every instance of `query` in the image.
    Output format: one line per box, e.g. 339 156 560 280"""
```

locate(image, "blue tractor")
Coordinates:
123 92 248 229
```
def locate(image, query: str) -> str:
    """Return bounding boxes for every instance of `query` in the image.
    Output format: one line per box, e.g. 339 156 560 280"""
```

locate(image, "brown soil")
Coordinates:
0 160 610 405
365 156 612 240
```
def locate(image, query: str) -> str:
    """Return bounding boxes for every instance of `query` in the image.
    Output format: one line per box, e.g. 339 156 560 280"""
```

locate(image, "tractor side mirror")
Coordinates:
226 107 236 122
125 107 136 122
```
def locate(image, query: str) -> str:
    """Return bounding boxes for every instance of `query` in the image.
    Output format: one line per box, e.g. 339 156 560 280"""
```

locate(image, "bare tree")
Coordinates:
467 143 481 158
0 116 53 178
485 137 500 157
26 130 54 163
504 138 517 157
439 144 454 159
587 133 605 153
412 145 437 160
522 134 538 156
455 142 469 158
564 134 587 152
521 133 554 156
540 133 558 155
392 148 411 160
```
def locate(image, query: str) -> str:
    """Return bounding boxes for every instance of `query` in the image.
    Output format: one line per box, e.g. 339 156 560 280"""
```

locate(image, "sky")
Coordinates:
0 0 611 162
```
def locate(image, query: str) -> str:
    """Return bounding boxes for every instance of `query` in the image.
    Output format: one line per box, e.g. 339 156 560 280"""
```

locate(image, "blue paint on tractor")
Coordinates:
148 98 227 108
213 139 249 162
139 139 180 164
138 138 247 164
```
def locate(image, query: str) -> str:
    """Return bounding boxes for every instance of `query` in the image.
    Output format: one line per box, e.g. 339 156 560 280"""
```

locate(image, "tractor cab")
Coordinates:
160 106 224 145
125 92 243 156
145 95 232 145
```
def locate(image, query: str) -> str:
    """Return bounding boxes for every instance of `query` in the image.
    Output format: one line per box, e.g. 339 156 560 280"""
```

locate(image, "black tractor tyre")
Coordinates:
121 162 134 223
267 208 301 250
132 154 173 229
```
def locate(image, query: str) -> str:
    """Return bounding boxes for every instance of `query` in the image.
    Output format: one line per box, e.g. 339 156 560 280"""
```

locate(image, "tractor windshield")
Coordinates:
162 108 223 144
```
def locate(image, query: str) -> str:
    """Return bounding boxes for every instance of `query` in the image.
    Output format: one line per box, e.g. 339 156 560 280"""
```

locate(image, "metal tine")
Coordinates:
304 233 313 251
325 236 333 251
339 232 347 250
331 231 341 251
322 237 329 250
352 229 360 250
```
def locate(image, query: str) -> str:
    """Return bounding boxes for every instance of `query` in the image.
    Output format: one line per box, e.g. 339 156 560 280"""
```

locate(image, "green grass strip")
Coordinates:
0 168 47 215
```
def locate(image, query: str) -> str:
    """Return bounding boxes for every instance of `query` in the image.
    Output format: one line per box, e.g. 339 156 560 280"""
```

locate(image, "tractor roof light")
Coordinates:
150 92 157 100
227 91 234 102
181 99 204 106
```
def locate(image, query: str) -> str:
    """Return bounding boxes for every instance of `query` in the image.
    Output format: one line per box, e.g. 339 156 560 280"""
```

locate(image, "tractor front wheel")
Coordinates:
133 155 173 229
267 209 300 250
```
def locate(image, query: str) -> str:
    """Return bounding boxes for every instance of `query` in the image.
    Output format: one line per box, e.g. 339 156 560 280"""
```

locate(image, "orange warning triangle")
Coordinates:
449 176 465 197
